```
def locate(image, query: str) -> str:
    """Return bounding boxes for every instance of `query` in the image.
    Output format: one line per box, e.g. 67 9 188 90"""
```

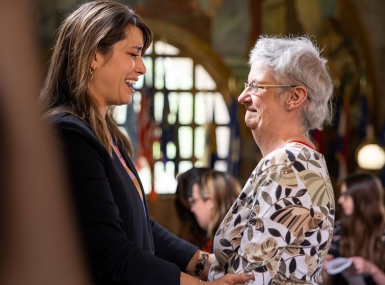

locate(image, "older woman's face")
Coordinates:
88 25 146 115
238 60 286 136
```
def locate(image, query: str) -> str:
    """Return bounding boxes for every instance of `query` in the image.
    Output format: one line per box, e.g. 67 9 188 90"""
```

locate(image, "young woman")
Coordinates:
39 1 253 284
189 169 242 251
323 172 385 285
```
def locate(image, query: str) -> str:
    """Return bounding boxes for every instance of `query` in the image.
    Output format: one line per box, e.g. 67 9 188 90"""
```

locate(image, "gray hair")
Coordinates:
249 35 334 133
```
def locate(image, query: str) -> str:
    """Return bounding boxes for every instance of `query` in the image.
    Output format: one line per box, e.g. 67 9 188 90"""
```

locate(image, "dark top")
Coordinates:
52 113 198 285
328 220 385 285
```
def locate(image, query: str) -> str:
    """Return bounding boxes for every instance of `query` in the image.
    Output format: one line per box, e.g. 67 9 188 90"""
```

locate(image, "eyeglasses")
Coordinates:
188 197 205 206
339 192 350 199
244 82 298 96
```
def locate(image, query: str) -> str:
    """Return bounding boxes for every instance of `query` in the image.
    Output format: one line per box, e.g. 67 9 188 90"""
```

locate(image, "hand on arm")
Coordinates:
180 271 254 285
182 250 254 284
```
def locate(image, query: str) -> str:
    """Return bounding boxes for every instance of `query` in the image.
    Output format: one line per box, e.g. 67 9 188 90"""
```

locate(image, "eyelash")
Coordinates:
130 53 139 59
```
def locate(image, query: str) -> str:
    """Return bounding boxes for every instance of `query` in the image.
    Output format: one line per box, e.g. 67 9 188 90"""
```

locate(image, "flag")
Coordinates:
336 94 350 183
137 85 157 200
227 97 240 176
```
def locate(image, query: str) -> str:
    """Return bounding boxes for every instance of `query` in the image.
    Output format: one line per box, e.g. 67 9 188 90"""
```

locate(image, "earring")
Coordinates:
89 67 95 80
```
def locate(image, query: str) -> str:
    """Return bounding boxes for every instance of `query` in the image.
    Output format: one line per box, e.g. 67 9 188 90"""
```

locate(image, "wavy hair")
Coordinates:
249 36 334 134
196 170 241 239
40 0 152 155
340 172 385 271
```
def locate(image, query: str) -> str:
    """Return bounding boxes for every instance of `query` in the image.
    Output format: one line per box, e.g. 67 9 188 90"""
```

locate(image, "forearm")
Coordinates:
369 264 385 285
185 250 213 280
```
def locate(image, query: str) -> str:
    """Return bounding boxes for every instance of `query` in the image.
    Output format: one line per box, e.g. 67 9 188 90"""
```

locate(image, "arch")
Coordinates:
142 18 235 104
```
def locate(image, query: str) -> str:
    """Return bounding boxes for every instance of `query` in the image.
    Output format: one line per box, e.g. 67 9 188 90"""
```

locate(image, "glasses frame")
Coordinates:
244 82 298 96
188 195 209 207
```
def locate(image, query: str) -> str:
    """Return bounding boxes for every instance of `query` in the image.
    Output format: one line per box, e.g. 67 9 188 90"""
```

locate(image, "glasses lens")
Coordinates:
245 83 257 94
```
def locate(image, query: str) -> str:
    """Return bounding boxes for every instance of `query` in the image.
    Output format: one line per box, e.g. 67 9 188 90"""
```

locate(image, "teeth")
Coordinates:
125 79 137 85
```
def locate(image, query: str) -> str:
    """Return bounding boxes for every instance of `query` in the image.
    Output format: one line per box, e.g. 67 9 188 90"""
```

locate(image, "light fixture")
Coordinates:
356 125 385 170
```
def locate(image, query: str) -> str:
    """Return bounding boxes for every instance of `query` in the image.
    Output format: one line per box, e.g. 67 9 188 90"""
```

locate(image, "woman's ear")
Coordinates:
91 51 102 69
285 85 308 111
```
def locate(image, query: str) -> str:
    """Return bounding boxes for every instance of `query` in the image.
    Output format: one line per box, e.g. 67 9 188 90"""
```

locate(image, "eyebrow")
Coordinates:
129 46 143 53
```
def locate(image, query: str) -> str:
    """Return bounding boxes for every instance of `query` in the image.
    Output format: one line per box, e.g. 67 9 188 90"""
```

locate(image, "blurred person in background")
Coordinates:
323 172 385 285
175 167 212 251
189 169 242 253
0 0 89 284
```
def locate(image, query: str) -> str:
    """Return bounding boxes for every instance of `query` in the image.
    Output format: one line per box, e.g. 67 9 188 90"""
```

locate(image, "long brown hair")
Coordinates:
39 0 152 155
196 170 241 239
340 172 385 271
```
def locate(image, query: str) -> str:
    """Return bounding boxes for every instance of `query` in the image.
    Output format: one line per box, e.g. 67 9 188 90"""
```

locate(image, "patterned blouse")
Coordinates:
208 142 335 284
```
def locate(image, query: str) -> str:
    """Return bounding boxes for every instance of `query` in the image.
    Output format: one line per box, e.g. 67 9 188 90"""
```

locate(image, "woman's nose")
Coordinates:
238 89 251 104
136 57 146 75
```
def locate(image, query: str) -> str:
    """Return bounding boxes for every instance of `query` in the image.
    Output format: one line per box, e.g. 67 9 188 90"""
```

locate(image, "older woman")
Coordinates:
208 36 335 284
39 1 254 285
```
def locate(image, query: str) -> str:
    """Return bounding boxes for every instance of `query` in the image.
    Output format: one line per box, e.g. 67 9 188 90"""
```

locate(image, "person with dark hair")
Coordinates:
323 172 385 285
189 169 241 250
175 167 211 250
39 1 254 284
208 36 335 284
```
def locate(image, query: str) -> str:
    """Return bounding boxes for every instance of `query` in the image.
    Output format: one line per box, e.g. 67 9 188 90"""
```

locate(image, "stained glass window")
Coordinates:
113 40 230 194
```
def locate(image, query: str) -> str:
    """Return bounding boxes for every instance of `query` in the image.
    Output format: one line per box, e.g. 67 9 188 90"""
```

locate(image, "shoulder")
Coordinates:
50 113 93 137
49 113 103 150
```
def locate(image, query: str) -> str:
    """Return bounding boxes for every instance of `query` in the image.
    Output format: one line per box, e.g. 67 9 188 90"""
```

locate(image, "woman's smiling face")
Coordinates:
88 25 146 115
238 59 286 137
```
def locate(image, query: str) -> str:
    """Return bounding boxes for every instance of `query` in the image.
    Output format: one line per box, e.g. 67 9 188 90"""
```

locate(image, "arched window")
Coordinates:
113 34 234 195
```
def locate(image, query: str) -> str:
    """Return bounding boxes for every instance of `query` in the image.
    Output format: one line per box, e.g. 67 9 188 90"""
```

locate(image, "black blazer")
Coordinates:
52 113 197 285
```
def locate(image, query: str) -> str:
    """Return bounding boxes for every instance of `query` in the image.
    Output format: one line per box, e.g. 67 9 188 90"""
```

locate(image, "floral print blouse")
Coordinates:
208 142 335 284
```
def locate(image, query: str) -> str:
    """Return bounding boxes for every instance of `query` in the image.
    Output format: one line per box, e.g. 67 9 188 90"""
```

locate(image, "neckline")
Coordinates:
289 140 316 150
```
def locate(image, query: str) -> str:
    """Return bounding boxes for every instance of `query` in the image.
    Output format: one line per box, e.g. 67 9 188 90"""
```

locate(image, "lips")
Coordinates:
125 78 137 91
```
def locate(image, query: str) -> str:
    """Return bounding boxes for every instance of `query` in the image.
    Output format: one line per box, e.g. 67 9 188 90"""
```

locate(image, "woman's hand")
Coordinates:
349 256 374 275
181 271 254 285
349 256 385 285
208 272 254 285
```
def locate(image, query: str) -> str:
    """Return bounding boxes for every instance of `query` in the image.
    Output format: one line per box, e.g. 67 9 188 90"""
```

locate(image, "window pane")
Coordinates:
154 41 180 55
178 92 193 124
168 92 178 124
153 141 161 160
154 161 177 194
141 57 153 87
154 57 165 90
164 57 193 90
132 91 142 113
154 92 164 124
214 93 230 124
195 64 216 90
167 142 176 159
194 126 205 159
137 163 152 195
216 126 230 158
112 105 127 125
144 42 153 55
214 160 228 171
179 161 193 174
178 127 192 158
194 93 206 125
